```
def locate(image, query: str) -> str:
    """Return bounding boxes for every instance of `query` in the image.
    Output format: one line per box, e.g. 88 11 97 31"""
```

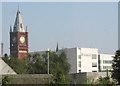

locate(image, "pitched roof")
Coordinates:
0 58 16 75
13 9 25 32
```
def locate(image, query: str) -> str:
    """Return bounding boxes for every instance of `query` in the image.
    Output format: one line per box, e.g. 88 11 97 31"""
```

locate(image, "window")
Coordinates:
92 70 97 72
20 23 23 28
79 61 81 67
92 54 97 59
78 55 81 59
103 60 112 64
92 62 97 67
103 66 112 69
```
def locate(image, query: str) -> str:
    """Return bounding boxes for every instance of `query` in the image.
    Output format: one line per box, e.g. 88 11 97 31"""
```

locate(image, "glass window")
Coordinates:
78 55 81 59
103 66 112 69
92 62 97 67
92 54 97 59
92 70 97 72
103 60 112 64
79 61 81 67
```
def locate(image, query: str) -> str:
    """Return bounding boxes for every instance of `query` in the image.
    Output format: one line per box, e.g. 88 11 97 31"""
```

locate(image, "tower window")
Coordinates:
20 24 23 28
92 54 97 59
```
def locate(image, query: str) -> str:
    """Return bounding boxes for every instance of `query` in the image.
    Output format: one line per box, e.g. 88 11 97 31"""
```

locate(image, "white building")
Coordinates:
98 54 114 72
63 47 99 73
30 47 114 74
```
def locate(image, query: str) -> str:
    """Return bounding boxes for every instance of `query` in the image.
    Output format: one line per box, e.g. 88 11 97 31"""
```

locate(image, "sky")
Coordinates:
1 2 118 55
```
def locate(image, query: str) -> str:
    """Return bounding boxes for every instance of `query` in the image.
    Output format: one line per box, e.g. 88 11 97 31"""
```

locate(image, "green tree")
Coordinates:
28 53 47 74
49 51 70 84
2 75 11 85
30 51 71 84
96 77 114 85
112 49 120 84
2 51 71 84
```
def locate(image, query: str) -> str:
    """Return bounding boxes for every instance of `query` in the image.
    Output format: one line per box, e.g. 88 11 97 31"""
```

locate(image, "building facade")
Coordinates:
62 48 114 73
63 48 99 73
98 54 114 72
10 9 28 59
30 47 114 74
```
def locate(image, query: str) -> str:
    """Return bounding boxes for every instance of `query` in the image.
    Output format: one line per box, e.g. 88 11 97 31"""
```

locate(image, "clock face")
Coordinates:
12 37 16 43
19 36 25 44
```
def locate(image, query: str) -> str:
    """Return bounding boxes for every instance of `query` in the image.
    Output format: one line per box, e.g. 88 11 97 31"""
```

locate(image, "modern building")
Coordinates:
30 47 114 74
62 47 99 73
60 47 114 73
98 54 114 72
10 9 28 59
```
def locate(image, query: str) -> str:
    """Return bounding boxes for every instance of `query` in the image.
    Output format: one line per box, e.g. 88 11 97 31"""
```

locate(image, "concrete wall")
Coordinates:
70 72 111 84
70 73 87 84
64 48 78 74
2 74 52 84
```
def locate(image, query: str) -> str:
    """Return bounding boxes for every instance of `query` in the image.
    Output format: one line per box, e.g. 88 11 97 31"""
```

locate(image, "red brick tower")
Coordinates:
10 9 28 59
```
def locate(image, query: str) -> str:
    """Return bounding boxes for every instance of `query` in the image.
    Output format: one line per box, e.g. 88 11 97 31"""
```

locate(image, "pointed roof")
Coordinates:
0 58 16 75
13 9 25 32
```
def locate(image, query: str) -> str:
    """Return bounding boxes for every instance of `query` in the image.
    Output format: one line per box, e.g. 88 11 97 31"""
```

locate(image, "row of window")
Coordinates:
78 70 97 72
103 60 112 64
92 54 97 59
103 66 112 69
78 54 97 59
78 61 97 67
78 61 112 69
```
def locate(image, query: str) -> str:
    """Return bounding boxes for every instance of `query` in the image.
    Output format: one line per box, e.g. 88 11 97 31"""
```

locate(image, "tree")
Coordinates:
2 75 11 85
96 77 114 85
48 51 70 84
29 51 71 84
2 50 71 84
112 49 120 84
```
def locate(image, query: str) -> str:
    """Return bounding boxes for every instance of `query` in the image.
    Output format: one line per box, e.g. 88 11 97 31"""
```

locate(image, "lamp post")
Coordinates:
47 48 49 74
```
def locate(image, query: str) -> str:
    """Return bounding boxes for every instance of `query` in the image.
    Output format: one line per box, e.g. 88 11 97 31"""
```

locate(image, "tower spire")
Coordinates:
13 7 25 32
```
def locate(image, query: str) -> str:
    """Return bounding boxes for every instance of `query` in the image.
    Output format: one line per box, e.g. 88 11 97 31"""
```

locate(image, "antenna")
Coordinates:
1 43 3 57
18 4 19 11
17 4 20 13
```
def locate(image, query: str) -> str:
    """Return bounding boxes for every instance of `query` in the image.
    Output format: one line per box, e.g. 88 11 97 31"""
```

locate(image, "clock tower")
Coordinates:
10 9 28 59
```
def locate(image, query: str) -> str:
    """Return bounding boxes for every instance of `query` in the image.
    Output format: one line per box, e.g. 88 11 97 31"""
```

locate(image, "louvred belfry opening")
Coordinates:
10 8 28 59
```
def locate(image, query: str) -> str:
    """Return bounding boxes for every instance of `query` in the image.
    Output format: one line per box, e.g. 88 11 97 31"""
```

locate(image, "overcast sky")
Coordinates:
1 2 118 55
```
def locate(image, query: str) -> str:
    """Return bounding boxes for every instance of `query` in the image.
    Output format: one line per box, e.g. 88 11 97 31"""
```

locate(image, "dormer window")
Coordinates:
20 23 22 28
